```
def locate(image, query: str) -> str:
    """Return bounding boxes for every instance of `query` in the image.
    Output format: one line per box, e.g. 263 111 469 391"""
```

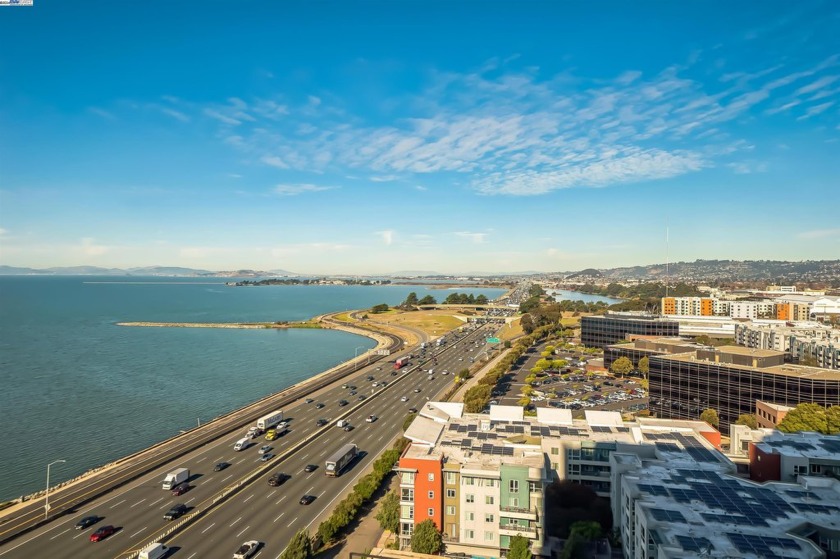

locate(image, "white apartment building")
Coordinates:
734 322 840 369
730 300 777 319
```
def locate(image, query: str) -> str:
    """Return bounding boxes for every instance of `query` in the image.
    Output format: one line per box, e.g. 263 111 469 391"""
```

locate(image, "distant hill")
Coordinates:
567 268 603 279
560 259 840 283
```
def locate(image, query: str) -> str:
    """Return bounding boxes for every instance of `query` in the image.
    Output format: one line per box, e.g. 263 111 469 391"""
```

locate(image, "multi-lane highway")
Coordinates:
0 324 498 559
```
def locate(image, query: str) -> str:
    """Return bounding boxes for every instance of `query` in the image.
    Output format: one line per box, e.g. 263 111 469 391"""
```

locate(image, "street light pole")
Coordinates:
45 459 66 520
354 346 365 362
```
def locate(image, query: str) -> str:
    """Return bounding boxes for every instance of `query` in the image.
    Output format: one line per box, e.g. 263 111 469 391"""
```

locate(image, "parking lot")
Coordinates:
490 341 649 416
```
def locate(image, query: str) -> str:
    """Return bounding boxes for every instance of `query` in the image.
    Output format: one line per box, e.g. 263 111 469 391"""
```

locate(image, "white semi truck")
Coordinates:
256 409 284 431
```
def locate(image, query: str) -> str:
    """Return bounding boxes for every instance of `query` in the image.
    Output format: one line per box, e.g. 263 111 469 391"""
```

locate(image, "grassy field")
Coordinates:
498 317 523 341
366 309 466 338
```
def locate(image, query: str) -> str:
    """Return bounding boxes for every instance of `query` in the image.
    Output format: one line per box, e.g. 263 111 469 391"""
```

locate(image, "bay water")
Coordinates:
0 277 504 501
548 288 621 305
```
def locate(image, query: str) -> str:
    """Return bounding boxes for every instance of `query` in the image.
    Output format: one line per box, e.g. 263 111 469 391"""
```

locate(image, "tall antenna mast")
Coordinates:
665 221 670 299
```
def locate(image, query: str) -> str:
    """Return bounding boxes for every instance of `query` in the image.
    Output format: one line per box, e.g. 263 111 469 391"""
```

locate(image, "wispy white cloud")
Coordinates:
797 228 840 240
727 161 768 174
273 183 335 196
197 53 840 196
455 231 487 244
414 185 428 191
159 107 190 122
78 237 109 256
377 230 394 245
88 107 116 120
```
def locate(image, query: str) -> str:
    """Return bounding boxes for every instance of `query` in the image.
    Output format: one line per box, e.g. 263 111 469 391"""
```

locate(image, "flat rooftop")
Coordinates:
754 431 840 460
627 464 840 559
658 352 840 380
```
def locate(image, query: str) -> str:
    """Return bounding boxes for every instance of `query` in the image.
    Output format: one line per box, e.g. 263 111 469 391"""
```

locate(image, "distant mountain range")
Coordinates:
0 265 297 277
558 259 840 283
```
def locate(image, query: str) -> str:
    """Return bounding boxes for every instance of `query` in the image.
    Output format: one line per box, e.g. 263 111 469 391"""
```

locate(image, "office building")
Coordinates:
581 313 679 349
649 346 840 433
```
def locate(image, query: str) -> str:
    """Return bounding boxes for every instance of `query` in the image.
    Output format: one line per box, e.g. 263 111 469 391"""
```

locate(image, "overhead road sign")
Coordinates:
486 337 500 344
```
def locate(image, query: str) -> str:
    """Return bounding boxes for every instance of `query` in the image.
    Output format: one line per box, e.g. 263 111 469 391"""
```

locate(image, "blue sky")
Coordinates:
1 1 838 274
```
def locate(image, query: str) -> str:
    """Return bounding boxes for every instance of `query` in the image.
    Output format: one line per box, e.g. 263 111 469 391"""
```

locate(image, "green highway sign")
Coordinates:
486 337 500 344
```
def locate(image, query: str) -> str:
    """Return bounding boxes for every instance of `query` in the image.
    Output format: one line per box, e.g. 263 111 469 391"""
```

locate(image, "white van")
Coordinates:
336 419 349 428
139 542 168 559
233 437 250 451
428 368 434 375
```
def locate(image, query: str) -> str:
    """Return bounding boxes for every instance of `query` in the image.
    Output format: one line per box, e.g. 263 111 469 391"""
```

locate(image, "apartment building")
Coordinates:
661 297 725 316
649 346 840 432
735 322 840 369
755 400 794 429
612 446 840 558
398 403 723 557
748 430 840 484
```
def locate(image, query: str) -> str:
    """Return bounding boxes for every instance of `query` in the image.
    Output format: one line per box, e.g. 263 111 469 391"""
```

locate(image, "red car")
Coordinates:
171 482 190 496
89 525 116 542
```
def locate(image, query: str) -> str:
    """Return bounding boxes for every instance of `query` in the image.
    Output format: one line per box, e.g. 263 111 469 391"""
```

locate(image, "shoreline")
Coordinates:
116 321 320 329
0 313 395 515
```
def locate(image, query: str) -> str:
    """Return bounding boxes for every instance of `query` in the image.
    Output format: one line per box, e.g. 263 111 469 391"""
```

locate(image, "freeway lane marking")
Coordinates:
110 499 126 509
222 474 233 482
130 498 146 508
275 495 286 505
49 528 70 540
187 554 197 559
287 517 298 528
319 490 326 497
129 526 148 538
300 453 309 461
267 489 277 499
196 456 207 462
273 512 285 523
243 493 255 503
378 435 384 442
230 516 242 527
159 500 173 509
149 497 164 507
236 525 250 538
201 522 216 534
186 497 195 504
306 486 314 494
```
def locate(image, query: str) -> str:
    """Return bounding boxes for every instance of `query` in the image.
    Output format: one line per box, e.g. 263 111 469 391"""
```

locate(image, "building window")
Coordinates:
467 512 474 521
428 491 434 499
509 479 519 493
485 495 494 505
402 472 415 484
485 531 494 541
552 462 559 470
445 472 456 485
446 505 455 516
794 465 808 475
811 464 822 474
463 476 475 486
529 481 539 493
465 529 474 539
551 447 559 455
510 497 519 508
466 494 475 503
401 488 414 501
447 489 456 498
428 473 435 481
485 513 495 522
428 508 434 517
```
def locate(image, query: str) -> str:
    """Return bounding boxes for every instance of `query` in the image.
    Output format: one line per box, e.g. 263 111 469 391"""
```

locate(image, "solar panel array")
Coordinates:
660 469 797 526
637 483 669 497
650 508 685 523
675 535 713 553
726 533 801 558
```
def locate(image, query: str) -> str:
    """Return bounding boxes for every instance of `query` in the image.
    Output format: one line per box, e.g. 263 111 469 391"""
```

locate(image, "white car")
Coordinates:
401 396 409 402
366 415 377 423
258 445 271 455
233 540 260 559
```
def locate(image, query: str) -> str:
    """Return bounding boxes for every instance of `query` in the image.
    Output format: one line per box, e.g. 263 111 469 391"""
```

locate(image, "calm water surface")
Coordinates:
0 277 504 500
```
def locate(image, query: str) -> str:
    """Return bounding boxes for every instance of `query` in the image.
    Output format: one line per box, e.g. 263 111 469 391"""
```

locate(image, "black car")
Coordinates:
358 394 367 400
75 515 100 530
348 385 357 390
316 418 328 427
366 375 374 381
305 398 314 403
390 371 398 376
303 464 318 473
213 462 230 472
343 424 354 432
315 403 325 409
164 504 188 520
268 472 289 486
408 407 418 414
299 494 316 505
338 400 348 407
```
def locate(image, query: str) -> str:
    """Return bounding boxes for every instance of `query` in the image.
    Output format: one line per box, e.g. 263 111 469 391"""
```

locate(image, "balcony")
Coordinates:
499 505 537 520
499 525 537 538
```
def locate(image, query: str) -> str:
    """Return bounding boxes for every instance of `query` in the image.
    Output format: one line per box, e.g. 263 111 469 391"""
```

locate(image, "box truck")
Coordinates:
162 468 189 490
139 543 168 559
234 437 250 451
325 443 358 477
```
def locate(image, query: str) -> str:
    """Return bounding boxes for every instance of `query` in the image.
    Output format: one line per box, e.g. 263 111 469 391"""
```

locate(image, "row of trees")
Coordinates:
697 403 840 434
399 292 438 308
443 292 489 305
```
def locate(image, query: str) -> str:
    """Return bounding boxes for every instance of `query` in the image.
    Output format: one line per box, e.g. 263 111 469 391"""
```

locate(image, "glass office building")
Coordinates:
581 313 679 349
